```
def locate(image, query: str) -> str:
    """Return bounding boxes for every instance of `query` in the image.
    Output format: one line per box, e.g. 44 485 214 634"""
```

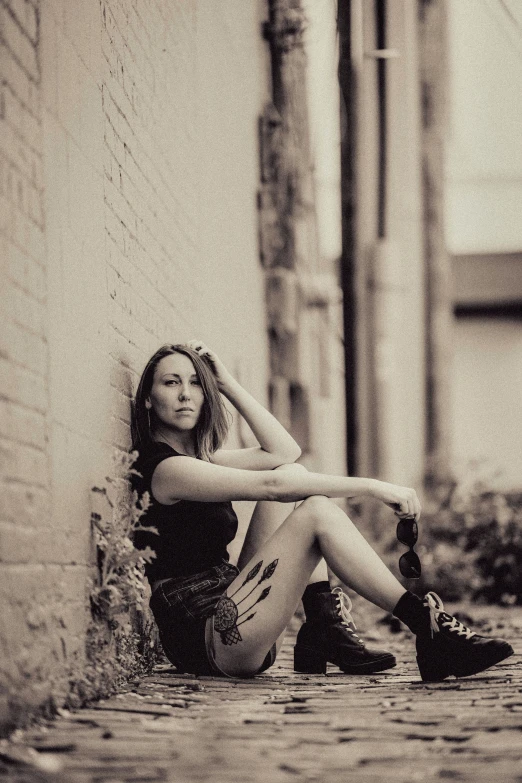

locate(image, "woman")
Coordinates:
131 342 513 681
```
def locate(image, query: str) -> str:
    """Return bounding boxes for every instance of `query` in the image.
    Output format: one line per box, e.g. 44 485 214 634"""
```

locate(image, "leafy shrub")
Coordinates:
385 476 522 605
67 451 162 707
67 615 159 708
90 450 157 620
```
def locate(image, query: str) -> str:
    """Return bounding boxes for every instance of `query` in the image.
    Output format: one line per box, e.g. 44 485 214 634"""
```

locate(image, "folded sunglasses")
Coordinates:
397 517 421 579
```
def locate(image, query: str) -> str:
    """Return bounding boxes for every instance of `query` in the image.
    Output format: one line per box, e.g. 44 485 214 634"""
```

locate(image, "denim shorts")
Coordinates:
149 560 276 677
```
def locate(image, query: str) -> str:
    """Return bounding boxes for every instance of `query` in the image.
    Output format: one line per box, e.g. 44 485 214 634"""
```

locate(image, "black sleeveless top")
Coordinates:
132 441 239 582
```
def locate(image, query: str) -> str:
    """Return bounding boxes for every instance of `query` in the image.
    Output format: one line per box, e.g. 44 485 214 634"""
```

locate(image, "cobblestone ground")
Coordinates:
2 605 522 783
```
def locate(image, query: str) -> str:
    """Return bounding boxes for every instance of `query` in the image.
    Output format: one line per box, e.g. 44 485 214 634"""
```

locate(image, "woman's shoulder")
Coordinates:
132 441 183 483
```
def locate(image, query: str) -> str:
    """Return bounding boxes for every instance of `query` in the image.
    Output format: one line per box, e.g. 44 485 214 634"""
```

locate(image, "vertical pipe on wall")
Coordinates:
375 0 387 240
338 0 359 475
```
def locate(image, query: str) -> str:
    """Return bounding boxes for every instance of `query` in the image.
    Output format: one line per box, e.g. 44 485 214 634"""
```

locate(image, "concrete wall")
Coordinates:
302 0 346 478
445 0 522 489
1 0 271 727
452 318 522 490
445 0 522 255
351 0 425 488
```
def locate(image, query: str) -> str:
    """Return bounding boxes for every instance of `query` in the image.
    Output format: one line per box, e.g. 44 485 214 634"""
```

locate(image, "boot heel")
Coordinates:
416 654 449 683
294 644 327 674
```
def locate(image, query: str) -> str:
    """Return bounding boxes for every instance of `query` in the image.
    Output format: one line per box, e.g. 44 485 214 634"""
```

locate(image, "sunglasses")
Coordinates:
397 517 421 579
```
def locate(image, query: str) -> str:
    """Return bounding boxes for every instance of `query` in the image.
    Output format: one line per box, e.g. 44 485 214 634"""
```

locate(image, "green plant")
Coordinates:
67 451 161 707
90 450 157 620
383 473 522 605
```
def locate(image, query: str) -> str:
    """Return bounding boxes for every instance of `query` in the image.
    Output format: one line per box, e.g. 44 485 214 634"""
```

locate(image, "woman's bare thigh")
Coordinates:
211 496 328 677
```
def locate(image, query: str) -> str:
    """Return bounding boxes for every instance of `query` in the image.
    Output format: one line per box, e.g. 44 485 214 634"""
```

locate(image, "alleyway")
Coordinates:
2 605 521 783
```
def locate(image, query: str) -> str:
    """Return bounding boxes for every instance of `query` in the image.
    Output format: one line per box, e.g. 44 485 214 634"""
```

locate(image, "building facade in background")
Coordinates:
339 0 522 493
446 0 522 490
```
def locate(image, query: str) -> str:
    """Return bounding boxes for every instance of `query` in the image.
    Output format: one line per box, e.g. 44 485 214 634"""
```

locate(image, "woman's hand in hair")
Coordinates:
187 340 301 465
186 340 233 391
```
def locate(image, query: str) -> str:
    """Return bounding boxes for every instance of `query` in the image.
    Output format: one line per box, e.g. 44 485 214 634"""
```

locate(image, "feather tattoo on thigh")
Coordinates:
213 559 279 645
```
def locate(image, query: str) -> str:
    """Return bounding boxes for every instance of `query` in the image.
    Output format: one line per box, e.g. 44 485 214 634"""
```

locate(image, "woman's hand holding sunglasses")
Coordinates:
367 480 422 578
368 479 421 521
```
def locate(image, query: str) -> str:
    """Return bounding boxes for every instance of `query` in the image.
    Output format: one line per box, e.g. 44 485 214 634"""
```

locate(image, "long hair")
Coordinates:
131 344 230 461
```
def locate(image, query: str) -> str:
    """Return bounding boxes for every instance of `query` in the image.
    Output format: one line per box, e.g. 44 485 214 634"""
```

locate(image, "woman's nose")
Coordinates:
179 385 191 400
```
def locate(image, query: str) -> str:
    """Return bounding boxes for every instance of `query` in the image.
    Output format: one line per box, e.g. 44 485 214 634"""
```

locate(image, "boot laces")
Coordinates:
424 592 476 640
332 587 361 641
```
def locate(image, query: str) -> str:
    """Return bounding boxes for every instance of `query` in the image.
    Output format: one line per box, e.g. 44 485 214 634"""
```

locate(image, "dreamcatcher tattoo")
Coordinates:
213 559 279 645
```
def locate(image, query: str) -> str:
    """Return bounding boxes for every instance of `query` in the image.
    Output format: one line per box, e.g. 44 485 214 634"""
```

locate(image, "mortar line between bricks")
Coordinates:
0 32 39 85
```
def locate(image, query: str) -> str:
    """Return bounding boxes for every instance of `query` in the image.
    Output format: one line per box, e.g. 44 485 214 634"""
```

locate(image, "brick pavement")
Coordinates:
2 605 522 783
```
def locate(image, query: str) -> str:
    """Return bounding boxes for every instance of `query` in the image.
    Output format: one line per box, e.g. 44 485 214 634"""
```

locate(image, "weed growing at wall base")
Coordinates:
90 450 157 618
67 452 161 707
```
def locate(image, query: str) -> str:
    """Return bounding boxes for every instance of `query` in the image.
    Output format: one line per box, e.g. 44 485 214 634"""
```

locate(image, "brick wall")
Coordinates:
0 0 57 726
0 0 271 728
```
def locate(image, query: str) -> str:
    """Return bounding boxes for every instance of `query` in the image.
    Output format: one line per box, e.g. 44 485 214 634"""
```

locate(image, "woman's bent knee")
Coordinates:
299 494 332 516
285 495 332 537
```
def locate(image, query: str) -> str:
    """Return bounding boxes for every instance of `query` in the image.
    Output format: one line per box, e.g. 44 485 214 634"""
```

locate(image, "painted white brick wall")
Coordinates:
1 0 271 727
0 0 59 727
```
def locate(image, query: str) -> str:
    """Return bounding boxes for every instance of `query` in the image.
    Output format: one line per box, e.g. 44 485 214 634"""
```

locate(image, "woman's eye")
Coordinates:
191 380 201 386
165 380 179 386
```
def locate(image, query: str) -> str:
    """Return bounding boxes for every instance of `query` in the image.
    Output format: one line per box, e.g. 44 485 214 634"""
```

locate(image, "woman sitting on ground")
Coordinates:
131 342 513 681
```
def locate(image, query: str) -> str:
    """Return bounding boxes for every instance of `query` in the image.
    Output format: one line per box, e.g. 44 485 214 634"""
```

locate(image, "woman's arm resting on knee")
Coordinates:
187 341 301 470
151 456 421 519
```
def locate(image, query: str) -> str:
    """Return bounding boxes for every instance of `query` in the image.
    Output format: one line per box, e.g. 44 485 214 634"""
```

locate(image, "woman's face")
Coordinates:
147 352 205 434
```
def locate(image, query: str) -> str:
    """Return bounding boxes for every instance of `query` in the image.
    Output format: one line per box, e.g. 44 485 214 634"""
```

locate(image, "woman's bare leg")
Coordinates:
236 495 327 658
237 464 328 584
238 498 328 584
212 495 405 677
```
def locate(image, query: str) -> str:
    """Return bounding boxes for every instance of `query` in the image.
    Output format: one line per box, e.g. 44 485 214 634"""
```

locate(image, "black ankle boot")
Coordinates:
294 584 397 675
397 591 514 682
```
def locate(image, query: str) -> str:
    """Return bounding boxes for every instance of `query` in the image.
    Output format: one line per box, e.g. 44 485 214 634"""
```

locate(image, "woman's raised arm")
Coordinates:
186 341 301 469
